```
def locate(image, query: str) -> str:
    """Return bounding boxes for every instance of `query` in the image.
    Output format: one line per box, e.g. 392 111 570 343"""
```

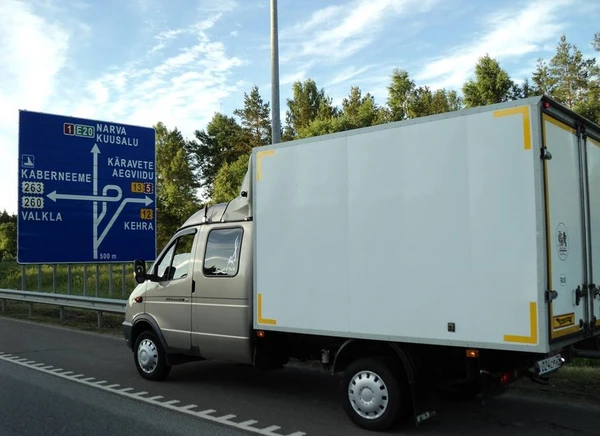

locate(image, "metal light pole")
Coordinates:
270 0 281 144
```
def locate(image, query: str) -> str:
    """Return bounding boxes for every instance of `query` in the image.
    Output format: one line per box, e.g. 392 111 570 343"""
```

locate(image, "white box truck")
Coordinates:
123 95 600 431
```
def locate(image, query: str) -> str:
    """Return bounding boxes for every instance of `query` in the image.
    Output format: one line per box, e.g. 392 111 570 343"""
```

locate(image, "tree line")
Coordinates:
155 32 600 246
1 32 598 260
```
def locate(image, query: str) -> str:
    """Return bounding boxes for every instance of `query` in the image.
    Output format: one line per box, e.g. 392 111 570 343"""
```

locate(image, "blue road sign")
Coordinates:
17 110 156 264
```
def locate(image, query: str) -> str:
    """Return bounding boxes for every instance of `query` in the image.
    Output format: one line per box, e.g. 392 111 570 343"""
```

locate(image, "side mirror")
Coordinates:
134 259 147 284
164 266 177 281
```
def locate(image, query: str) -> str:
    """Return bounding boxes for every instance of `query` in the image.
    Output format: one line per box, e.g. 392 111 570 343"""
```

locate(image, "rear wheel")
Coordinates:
134 330 171 381
341 357 409 432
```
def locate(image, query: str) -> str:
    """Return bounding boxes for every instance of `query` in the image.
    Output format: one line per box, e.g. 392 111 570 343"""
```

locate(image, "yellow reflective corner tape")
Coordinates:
257 293 276 325
542 113 574 134
256 150 276 181
493 106 531 150
504 302 538 344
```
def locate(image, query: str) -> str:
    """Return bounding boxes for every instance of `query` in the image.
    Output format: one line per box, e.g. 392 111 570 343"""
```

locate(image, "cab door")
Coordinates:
542 113 587 341
191 224 253 364
144 229 197 352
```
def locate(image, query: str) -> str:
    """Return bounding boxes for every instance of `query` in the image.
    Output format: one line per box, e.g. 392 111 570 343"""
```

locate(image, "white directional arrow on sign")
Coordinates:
91 144 100 195
47 191 122 202
96 196 154 247
92 144 100 258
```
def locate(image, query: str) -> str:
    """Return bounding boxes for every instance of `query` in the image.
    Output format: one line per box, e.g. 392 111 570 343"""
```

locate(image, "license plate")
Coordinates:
536 354 564 375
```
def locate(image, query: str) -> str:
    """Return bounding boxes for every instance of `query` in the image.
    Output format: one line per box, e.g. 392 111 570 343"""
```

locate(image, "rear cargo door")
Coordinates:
542 112 587 341
585 130 600 332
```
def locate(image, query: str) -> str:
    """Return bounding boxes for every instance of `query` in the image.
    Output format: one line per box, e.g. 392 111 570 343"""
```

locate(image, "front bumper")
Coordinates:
122 320 133 350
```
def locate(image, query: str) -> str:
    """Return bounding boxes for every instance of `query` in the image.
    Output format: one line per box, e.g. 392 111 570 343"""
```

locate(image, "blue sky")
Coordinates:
1 0 599 214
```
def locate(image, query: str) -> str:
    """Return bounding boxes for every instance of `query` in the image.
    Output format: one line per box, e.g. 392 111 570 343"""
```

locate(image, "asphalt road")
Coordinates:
0 316 599 436
0 358 250 436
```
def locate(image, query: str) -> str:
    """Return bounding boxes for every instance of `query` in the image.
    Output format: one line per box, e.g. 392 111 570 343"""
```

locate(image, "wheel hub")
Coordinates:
137 338 158 373
348 370 389 419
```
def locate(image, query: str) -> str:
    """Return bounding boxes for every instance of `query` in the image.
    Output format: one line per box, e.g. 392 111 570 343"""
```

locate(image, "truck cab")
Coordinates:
123 189 259 380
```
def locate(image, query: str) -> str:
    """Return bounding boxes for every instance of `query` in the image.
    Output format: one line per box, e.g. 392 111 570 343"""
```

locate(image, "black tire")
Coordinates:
340 357 409 432
133 330 171 381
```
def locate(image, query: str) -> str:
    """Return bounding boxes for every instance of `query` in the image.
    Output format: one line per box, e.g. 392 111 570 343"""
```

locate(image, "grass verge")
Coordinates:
511 364 600 404
0 260 137 300
0 299 123 337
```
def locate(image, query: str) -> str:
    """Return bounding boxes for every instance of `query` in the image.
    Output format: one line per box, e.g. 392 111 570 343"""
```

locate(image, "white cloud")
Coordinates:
324 65 375 88
0 1 70 117
414 0 574 90
0 0 71 214
280 71 308 86
69 14 244 140
280 0 439 63
198 0 238 13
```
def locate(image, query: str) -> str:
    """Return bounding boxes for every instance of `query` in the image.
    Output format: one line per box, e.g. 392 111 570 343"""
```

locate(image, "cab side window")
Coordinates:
203 228 243 277
154 232 196 281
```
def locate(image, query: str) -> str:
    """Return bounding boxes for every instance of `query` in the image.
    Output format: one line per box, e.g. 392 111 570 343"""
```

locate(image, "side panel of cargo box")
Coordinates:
251 99 549 353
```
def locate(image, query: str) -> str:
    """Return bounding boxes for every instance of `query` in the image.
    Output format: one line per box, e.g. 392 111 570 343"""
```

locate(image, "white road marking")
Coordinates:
239 420 259 426
162 400 180 405
0 353 307 436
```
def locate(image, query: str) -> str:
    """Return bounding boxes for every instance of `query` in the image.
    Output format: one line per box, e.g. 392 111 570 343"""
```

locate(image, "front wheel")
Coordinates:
340 357 409 432
134 330 171 381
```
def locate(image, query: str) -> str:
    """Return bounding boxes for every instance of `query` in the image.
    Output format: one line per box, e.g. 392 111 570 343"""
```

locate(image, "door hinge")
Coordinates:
541 147 552 160
545 290 558 301
575 121 587 140
575 285 588 306
591 284 600 299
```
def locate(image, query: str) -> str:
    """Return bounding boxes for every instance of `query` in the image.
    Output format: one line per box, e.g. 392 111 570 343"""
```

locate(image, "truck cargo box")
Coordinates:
249 95 600 355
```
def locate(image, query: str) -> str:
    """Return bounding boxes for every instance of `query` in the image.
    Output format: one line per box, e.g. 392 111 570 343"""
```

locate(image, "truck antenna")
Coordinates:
220 199 232 222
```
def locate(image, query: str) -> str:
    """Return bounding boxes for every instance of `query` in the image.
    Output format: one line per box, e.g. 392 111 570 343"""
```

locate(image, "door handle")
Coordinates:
575 285 587 306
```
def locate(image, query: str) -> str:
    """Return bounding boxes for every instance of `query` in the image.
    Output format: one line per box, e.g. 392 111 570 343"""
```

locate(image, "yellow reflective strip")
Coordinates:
256 150 276 181
542 113 574 134
552 325 582 339
493 106 531 150
504 302 538 344
257 293 276 325
589 137 600 148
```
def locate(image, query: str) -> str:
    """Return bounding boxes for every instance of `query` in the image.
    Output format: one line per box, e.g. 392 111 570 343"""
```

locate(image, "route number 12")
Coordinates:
140 209 153 220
